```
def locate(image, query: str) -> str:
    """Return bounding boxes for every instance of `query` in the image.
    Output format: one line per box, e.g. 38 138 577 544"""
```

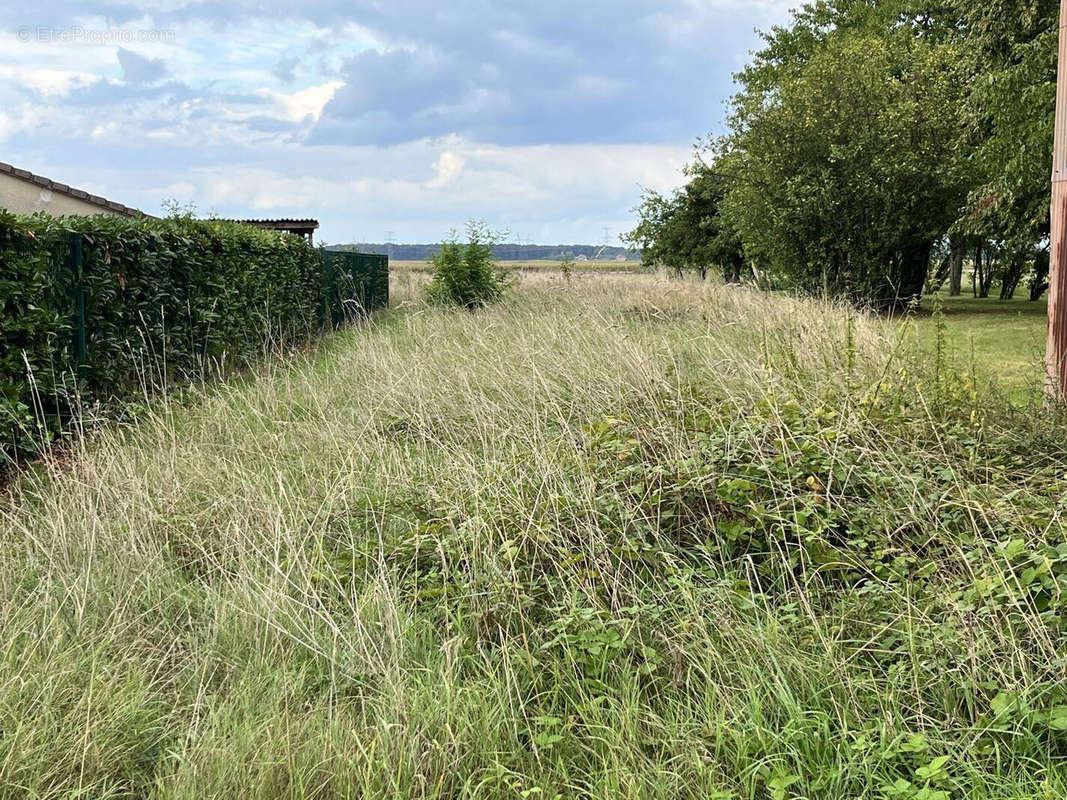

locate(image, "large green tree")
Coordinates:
629 0 1059 307
951 0 1058 299
720 5 970 309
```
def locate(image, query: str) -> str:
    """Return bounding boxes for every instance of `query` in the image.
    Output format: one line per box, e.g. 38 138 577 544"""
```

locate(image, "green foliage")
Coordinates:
955 0 1057 245
0 213 66 458
722 16 969 308
636 0 1058 308
559 256 574 282
624 161 747 281
425 220 510 309
0 210 385 465
334 281 1067 795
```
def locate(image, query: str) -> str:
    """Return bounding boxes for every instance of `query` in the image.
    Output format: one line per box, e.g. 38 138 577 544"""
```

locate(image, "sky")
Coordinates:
0 0 796 245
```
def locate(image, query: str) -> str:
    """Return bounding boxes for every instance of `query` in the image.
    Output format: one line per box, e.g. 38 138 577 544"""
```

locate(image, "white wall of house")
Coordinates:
0 172 130 217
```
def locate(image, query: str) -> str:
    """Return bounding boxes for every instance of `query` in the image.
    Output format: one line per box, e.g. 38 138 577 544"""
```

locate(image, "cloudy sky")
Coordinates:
1 1 794 244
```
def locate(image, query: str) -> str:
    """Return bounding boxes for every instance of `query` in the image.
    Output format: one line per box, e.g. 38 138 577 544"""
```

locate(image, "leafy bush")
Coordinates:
0 214 67 459
0 210 386 466
425 221 510 309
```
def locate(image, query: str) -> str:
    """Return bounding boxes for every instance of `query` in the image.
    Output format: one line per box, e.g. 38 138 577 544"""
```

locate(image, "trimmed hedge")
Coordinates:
1 211 387 465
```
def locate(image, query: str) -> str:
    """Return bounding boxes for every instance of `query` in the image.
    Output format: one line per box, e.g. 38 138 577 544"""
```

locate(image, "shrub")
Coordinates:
0 214 66 458
559 256 574 282
0 210 386 466
424 221 509 309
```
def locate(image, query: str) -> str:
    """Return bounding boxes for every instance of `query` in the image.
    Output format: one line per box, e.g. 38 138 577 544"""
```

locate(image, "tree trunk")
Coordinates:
882 242 931 312
948 242 963 296
979 261 993 297
928 251 951 293
929 239 963 295
1000 256 1024 300
750 260 767 290
899 241 931 310
722 258 743 284
1031 249 1051 301
974 242 993 298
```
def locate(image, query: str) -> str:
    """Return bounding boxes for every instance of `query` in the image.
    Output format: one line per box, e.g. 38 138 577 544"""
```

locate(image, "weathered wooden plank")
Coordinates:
1047 0 1067 398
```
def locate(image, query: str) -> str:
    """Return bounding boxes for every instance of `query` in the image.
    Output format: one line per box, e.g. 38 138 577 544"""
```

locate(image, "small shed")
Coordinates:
235 218 320 244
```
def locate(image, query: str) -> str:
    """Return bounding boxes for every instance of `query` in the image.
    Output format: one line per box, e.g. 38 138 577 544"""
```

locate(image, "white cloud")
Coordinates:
0 0 796 242
101 137 689 241
426 150 465 188
256 80 343 122
0 66 100 97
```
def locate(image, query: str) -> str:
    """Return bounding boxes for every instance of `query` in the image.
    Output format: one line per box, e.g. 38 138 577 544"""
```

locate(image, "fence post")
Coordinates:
356 253 368 313
365 254 376 311
380 254 389 309
70 232 87 381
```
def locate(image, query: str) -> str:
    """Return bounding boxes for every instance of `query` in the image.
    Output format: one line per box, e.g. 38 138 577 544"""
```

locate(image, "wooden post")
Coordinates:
1047 0 1067 398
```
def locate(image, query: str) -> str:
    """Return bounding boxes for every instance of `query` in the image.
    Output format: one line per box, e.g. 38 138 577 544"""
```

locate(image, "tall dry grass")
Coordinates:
0 272 1063 798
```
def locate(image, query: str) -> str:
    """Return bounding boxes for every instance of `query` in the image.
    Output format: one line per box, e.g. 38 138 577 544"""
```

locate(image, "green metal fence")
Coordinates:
67 233 88 381
320 250 390 326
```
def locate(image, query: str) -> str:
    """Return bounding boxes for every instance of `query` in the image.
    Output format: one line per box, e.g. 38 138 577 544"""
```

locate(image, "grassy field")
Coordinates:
2 272 1066 798
912 294 1049 400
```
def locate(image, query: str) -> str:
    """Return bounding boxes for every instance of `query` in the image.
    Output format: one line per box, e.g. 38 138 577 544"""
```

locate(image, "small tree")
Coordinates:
425 221 509 309
559 255 575 282
623 161 747 282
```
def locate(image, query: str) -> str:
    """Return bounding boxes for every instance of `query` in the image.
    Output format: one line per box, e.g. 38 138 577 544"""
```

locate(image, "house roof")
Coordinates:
0 161 143 217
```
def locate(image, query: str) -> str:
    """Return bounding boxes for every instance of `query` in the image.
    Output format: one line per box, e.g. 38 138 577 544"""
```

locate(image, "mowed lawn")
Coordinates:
912 294 1049 400
2 272 1066 798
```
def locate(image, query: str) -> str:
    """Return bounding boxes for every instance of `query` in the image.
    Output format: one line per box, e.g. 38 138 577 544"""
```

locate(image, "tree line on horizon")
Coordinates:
625 0 1057 311
333 242 640 262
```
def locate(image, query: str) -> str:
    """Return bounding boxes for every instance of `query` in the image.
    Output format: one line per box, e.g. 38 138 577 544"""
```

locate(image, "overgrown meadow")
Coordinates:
2 272 1066 798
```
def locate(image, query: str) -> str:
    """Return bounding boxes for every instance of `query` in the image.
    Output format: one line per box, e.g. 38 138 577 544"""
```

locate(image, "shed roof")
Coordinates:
235 218 320 229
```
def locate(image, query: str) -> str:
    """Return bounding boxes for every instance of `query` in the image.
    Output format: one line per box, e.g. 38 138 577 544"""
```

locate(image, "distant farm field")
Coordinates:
389 258 643 273
2 272 1064 797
